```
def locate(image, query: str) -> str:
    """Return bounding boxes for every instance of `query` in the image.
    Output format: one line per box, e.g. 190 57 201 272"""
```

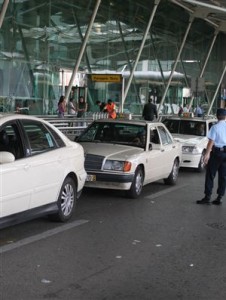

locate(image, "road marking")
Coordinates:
0 219 89 254
144 184 189 200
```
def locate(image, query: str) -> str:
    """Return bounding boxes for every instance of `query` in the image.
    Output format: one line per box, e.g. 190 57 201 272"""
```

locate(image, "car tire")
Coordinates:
126 166 144 199
197 150 206 173
49 176 77 222
164 158 179 185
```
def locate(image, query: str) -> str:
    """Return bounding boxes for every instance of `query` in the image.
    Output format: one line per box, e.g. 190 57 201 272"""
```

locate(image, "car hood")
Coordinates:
172 134 207 145
80 142 143 159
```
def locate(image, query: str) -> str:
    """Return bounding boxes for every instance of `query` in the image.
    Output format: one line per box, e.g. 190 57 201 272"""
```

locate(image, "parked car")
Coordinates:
163 116 217 172
75 119 181 198
0 114 87 229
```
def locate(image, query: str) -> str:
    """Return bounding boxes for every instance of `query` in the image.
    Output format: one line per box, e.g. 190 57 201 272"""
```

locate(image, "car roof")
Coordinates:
0 114 41 123
0 114 72 143
163 116 217 122
91 119 162 126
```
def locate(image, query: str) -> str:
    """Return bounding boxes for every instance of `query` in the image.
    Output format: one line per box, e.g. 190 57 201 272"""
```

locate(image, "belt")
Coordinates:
213 146 226 152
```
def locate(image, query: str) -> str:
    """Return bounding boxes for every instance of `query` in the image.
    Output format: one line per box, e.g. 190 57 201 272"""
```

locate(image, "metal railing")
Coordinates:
40 112 109 140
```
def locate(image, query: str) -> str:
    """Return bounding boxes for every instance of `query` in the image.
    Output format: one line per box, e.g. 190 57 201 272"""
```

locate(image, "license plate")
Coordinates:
86 174 96 182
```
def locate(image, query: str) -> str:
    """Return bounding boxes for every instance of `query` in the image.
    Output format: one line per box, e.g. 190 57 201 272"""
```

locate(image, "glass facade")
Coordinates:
0 0 225 115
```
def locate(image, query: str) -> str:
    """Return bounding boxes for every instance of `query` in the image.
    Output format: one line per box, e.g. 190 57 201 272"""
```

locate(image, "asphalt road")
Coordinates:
1 169 226 300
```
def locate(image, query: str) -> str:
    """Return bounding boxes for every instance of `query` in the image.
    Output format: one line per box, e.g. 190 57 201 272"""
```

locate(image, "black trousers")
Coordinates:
205 150 226 198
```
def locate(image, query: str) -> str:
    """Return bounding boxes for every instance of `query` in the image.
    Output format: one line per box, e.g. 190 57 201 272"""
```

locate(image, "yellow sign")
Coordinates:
90 74 122 83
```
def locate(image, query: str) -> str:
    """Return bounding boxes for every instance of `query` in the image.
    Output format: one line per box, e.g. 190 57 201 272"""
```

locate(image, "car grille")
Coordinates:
85 154 104 171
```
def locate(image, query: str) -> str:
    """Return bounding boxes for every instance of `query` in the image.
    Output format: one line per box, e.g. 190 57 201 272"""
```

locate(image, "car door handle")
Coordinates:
161 149 165 152
24 164 29 170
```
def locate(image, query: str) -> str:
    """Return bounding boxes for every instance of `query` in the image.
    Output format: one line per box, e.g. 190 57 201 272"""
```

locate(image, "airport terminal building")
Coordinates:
0 0 226 115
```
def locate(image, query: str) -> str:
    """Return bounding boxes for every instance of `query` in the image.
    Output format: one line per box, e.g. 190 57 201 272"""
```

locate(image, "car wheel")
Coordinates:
127 166 144 199
197 150 206 173
50 176 77 222
164 158 179 185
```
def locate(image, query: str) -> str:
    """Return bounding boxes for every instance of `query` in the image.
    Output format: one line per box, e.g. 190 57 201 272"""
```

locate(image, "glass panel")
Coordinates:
0 0 224 115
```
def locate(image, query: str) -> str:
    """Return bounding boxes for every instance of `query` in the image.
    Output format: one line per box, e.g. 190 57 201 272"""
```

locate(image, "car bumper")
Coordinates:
85 172 134 190
180 153 201 168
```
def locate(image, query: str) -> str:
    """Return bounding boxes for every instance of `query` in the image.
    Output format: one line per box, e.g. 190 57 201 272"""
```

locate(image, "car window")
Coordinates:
21 121 58 155
163 119 179 133
150 128 160 144
0 123 24 159
158 126 173 145
77 122 146 148
45 124 65 147
208 121 216 130
194 122 206 136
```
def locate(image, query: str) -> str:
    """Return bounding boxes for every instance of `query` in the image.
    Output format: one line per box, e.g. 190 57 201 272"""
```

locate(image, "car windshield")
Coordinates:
164 119 206 136
77 122 147 148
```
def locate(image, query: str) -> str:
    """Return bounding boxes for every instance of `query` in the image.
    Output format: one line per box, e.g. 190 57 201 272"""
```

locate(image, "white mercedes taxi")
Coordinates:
163 116 217 172
0 114 87 228
76 119 182 198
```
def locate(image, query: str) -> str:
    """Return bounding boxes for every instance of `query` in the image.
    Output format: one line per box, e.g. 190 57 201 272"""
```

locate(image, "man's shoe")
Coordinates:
212 197 222 205
196 197 211 204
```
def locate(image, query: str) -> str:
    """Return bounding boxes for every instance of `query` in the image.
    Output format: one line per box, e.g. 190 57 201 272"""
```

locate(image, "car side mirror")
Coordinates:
149 143 152 151
0 151 15 164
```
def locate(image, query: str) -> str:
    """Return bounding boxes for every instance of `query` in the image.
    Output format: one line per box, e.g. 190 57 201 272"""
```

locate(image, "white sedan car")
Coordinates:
163 116 217 172
0 114 87 228
76 119 181 198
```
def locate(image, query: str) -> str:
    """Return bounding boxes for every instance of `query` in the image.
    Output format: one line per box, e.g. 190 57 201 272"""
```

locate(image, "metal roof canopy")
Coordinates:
167 0 226 116
172 0 226 30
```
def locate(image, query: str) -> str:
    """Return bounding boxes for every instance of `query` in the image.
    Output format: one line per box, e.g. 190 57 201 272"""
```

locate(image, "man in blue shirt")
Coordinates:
197 108 226 205
195 105 203 117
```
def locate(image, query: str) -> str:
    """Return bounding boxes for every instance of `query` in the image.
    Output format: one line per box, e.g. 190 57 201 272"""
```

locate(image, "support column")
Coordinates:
0 0 9 29
207 63 226 116
158 16 194 114
122 0 161 112
189 30 219 109
65 0 101 102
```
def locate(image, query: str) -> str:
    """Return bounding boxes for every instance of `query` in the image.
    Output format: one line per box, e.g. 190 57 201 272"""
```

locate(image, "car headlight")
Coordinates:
182 146 199 154
103 160 132 172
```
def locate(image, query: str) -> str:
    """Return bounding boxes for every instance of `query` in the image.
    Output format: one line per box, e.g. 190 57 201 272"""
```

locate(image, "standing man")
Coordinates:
142 98 158 121
197 108 226 205
195 105 203 117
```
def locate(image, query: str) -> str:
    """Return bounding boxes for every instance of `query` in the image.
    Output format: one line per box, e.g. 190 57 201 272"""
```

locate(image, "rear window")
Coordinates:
164 119 206 136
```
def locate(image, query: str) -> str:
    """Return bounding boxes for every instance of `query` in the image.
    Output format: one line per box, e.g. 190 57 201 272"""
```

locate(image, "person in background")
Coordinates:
197 108 226 205
183 104 189 113
104 99 117 119
76 96 87 118
57 95 66 118
68 98 76 115
132 130 146 148
178 105 183 116
195 123 205 136
142 98 158 121
195 105 203 117
96 100 106 112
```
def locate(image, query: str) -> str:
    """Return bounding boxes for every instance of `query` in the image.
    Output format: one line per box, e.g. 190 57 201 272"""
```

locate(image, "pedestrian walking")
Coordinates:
197 108 226 205
142 99 158 121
